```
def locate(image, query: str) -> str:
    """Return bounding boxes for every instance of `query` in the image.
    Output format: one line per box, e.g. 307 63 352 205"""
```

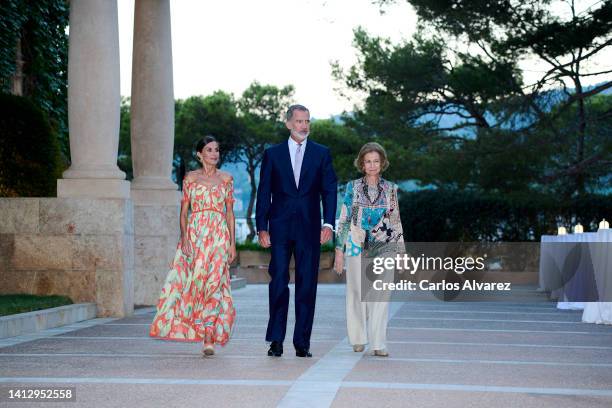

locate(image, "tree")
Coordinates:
540 93 612 195
310 120 363 184
236 82 294 242
114 85 295 243
174 91 242 185
0 94 62 197
0 0 69 162
118 97 132 180
334 0 612 196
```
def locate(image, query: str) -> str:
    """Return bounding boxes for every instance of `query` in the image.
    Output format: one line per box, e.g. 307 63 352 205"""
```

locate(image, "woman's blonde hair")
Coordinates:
354 142 389 173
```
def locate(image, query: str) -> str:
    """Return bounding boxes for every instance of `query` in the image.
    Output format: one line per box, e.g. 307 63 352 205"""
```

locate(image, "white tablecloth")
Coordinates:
539 230 611 320
582 230 612 324
556 232 599 310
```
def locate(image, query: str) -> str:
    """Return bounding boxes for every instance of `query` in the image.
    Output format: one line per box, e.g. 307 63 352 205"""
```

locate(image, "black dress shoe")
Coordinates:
295 348 312 358
267 341 283 357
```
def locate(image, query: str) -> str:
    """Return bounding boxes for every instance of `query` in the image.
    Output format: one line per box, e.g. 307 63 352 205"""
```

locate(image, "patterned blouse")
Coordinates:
336 177 404 257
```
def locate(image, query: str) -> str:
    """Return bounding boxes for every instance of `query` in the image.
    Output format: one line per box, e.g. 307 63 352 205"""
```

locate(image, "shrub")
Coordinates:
0 93 62 196
398 189 612 242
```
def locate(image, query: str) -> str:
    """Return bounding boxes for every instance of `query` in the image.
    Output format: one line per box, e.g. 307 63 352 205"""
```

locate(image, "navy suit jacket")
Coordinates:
256 140 337 245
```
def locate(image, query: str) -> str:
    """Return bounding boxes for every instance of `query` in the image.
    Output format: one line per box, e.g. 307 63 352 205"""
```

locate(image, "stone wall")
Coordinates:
0 198 134 317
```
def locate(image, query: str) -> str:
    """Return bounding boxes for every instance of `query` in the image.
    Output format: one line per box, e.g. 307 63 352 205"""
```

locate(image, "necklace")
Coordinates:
363 177 383 205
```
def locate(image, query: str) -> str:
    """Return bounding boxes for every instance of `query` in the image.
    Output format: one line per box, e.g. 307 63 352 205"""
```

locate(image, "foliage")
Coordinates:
117 83 295 243
173 91 242 183
121 92 243 185
236 240 269 251
312 118 428 188
0 294 73 317
235 81 294 242
321 241 335 252
335 0 612 197
0 94 62 197
175 92 242 165
0 0 69 162
540 93 612 195
310 119 362 184
118 97 132 179
236 240 335 252
398 189 612 242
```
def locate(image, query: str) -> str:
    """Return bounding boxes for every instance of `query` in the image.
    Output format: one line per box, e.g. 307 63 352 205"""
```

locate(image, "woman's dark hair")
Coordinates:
195 135 218 153
193 135 220 167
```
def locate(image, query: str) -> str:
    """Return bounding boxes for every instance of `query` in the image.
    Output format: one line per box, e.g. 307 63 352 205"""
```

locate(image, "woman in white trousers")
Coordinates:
334 142 404 357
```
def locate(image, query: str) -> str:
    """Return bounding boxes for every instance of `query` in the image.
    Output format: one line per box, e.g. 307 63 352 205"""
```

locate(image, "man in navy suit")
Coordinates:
256 104 338 358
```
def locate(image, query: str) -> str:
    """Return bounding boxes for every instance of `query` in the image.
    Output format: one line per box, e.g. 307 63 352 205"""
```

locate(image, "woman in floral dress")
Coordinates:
150 136 236 357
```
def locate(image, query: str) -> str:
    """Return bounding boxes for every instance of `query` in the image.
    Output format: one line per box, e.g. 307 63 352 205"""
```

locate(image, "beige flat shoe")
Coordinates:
353 344 365 352
373 349 389 357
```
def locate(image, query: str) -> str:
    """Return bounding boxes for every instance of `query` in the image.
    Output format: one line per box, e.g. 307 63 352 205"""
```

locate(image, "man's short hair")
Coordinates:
286 104 309 121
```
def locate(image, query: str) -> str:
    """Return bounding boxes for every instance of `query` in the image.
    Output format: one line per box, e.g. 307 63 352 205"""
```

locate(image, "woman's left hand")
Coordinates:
228 244 237 264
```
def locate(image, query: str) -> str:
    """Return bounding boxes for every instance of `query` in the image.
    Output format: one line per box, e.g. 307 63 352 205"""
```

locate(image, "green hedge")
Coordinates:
0 93 62 197
398 189 612 242
236 241 335 252
0 294 73 317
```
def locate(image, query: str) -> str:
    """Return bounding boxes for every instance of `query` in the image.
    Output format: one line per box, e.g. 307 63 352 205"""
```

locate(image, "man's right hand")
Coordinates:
258 231 271 248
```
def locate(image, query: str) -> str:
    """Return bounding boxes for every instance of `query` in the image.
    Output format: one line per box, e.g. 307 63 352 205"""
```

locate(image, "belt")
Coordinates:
191 208 224 215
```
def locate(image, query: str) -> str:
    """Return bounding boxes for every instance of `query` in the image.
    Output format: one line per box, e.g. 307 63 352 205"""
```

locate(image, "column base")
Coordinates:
62 166 126 180
57 179 131 199
131 176 177 192
131 188 180 206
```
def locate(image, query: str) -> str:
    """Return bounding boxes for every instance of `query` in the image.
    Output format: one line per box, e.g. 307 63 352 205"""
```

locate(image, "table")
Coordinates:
539 231 609 318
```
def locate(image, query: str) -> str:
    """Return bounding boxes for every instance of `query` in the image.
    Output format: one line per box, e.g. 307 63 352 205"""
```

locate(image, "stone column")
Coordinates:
57 0 129 199
130 0 178 197
130 0 180 305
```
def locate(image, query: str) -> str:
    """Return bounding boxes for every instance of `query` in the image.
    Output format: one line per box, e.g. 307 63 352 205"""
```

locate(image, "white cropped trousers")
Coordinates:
345 254 390 350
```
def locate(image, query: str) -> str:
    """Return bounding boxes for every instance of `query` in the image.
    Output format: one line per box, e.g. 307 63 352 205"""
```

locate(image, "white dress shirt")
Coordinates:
287 137 333 232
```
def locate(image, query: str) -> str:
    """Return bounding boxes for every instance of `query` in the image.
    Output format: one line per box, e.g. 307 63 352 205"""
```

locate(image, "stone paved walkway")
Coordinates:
1 284 612 407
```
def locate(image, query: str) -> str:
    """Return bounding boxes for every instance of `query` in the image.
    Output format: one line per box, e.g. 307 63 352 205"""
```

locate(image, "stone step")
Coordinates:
0 303 97 339
230 276 247 290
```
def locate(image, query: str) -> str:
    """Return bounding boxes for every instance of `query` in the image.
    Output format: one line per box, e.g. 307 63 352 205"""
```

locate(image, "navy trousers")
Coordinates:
265 219 320 349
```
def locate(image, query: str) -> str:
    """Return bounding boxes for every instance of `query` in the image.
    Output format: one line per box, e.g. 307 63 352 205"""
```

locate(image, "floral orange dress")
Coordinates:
149 177 236 346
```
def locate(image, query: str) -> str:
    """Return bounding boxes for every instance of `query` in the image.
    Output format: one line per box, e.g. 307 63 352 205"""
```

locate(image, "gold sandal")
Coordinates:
373 349 389 357
202 344 215 357
353 344 365 352
202 333 215 357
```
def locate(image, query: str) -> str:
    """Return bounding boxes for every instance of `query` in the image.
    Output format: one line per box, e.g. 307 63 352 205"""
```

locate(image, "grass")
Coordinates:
236 241 336 252
0 294 73 317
